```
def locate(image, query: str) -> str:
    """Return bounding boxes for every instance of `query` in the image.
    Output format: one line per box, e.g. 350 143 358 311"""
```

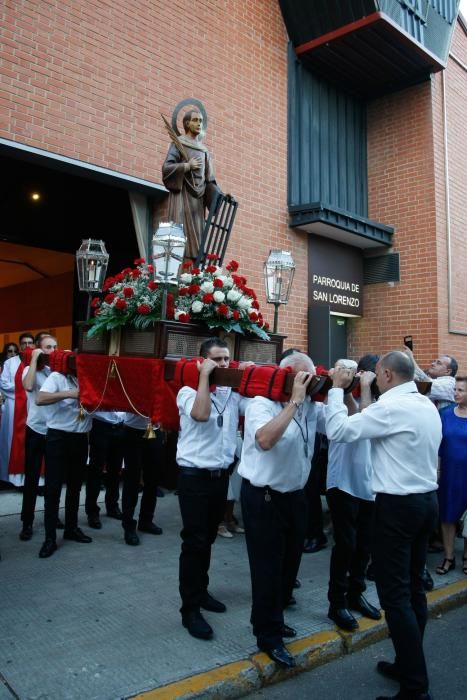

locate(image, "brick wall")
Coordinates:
0 0 308 348
348 20 467 373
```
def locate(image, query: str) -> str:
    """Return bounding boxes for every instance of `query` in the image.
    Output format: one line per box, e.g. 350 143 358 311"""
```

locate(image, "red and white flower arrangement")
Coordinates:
174 255 270 340
87 258 174 337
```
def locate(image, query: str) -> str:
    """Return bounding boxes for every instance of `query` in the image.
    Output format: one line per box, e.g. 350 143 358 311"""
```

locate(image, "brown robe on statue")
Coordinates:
162 135 221 259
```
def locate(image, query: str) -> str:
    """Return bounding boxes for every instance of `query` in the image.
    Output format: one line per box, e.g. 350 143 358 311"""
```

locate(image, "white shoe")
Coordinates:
227 521 245 534
217 524 233 538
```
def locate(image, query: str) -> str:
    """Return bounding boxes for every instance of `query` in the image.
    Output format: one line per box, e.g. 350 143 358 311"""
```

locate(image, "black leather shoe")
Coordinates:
422 567 434 592
19 525 33 541
87 514 102 529
56 518 64 529
376 660 400 682
138 522 163 535
63 527 93 543
285 595 297 607
39 539 57 558
347 594 382 620
106 506 123 520
303 536 327 553
201 593 226 613
124 529 140 546
293 578 301 588
328 606 359 632
280 624 297 638
182 611 213 640
263 645 296 668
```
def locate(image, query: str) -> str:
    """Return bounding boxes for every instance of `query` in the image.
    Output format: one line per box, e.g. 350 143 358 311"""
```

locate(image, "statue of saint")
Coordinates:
162 110 221 260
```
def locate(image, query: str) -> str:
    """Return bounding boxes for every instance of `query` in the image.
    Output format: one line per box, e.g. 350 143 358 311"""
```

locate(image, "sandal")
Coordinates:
435 557 455 575
463 557 467 575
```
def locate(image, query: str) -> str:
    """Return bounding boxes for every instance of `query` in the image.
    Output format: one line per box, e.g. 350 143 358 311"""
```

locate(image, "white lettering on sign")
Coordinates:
312 275 361 309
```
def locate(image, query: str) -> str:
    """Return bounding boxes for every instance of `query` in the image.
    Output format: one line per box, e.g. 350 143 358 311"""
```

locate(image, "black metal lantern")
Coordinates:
75 239 109 319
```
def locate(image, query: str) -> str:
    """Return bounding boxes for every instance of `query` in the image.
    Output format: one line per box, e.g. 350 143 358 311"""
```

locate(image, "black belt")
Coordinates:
178 466 228 480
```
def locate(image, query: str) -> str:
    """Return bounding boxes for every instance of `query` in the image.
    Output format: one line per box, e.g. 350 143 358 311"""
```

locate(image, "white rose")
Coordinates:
223 277 234 288
213 291 225 303
180 273 193 284
227 289 242 303
237 296 252 309
213 267 223 277
191 300 204 313
200 281 214 293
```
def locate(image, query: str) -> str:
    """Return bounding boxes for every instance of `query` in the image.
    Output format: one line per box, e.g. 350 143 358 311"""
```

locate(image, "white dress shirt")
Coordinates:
238 396 326 493
176 386 243 469
93 411 126 424
326 439 374 501
22 365 51 435
123 412 159 431
325 382 441 496
39 372 92 433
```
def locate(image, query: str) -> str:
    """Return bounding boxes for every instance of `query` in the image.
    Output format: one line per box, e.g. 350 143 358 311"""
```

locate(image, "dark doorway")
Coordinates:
0 153 140 346
330 315 347 366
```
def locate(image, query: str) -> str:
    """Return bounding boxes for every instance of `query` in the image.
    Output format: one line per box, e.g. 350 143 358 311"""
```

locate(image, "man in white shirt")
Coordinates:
176 338 244 641
239 352 325 669
405 348 457 410
0 332 34 484
36 370 93 558
326 351 441 700
19 335 57 540
325 358 381 632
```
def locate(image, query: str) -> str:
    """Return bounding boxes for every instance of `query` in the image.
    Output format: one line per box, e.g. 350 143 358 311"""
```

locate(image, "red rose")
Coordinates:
123 287 134 298
104 293 115 304
148 281 159 291
103 277 114 292
206 253 218 261
131 269 141 279
178 312 190 323
232 310 240 320
191 267 200 275
202 293 214 304
182 261 193 270
251 299 260 309
264 321 270 330
115 299 127 311
178 287 189 296
91 297 100 308
249 311 258 321
217 304 229 316
137 303 151 315
213 278 223 288
226 260 239 272
205 265 217 273
122 267 132 275
188 284 201 294
244 287 256 299
114 272 124 282
134 257 145 265
147 264 154 273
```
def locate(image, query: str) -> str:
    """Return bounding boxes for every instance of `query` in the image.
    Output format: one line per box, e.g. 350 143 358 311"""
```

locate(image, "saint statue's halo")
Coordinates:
171 98 208 141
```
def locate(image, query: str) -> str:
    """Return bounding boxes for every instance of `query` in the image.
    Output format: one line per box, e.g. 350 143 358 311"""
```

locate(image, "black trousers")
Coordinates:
85 419 124 516
177 468 229 615
121 426 162 530
44 429 89 541
241 478 307 650
21 426 46 526
372 491 438 698
326 487 374 607
305 434 328 539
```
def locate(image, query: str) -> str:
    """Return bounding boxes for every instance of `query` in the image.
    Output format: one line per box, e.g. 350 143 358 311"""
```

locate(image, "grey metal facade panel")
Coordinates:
288 45 368 216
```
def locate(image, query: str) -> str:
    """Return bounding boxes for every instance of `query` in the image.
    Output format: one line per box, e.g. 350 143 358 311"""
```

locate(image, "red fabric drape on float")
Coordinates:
75 354 179 430
8 360 26 476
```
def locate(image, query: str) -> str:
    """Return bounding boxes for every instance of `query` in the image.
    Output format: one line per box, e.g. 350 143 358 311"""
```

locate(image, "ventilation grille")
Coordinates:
363 253 400 284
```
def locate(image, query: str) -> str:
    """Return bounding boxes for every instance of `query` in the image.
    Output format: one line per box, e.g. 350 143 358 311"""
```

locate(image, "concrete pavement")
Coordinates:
0 488 466 700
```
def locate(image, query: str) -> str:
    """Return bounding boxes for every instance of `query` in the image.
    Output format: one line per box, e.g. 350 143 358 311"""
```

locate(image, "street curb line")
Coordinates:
129 578 467 700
